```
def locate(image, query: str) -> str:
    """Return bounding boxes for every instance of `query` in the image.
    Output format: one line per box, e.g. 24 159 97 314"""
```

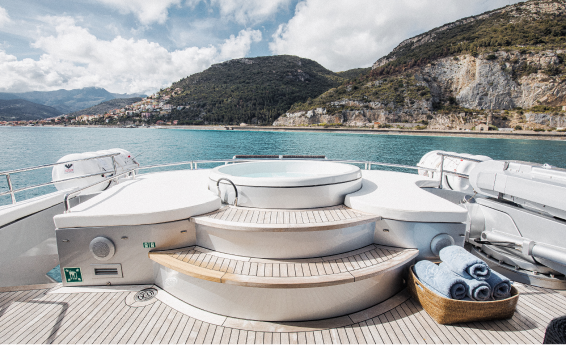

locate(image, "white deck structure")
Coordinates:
2 152 566 343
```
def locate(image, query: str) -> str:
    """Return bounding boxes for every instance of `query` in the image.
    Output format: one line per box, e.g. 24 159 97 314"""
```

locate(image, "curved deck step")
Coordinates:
149 245 418 288
191 205 380 232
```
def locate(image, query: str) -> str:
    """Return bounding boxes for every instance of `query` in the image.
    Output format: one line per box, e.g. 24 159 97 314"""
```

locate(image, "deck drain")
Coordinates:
135 288 158 302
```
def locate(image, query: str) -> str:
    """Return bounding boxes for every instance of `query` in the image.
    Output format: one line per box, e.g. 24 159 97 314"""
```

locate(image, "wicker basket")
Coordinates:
408 265 519 325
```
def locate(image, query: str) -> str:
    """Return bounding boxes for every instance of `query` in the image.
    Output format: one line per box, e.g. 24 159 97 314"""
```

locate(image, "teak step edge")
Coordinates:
149 244 418 288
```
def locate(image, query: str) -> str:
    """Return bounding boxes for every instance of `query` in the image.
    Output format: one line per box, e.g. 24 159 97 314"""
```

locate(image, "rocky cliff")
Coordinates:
274 0 566 130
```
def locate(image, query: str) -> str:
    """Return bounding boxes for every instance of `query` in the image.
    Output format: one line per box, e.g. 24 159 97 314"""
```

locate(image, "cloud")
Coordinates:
95 0 182 25
0 6 10 27
270 0 523 71
96 0 292 26
211 0 292 25
0 16 261 94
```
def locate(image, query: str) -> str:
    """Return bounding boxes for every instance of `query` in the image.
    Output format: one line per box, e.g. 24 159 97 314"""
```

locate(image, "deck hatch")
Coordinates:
91 263 123 278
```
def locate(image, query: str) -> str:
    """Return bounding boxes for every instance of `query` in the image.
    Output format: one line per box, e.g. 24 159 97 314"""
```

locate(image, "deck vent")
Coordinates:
430 234 455 256
94 268 118 276
91 263 122 278
89 237 115 261
135 288 158 302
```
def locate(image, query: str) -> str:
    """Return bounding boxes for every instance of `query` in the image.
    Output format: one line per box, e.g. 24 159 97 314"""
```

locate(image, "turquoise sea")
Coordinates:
1 126 565 206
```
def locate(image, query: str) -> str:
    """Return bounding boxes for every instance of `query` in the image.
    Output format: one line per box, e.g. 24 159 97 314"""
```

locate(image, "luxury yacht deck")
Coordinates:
0 283 563 344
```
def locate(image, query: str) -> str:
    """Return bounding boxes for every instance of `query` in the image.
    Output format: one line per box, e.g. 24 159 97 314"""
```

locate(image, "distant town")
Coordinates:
0 88 183 127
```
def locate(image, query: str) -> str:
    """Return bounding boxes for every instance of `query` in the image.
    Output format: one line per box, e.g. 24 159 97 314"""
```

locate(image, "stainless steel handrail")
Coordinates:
3 154 477 207
436 152 482 189
0 152 121 175
216 178 238 206
0 171 116 197
0 152 122 205
63 167 138 212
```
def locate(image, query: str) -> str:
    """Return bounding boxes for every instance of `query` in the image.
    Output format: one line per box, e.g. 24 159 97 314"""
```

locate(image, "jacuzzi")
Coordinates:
208 160 363 209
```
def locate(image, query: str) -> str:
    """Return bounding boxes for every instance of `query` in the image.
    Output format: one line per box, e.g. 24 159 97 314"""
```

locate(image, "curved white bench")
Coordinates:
54 170 221 229
345 170 468 223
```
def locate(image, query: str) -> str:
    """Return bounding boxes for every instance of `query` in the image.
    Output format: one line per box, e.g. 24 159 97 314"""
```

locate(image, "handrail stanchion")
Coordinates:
63 167 138 213
439 154 445 189
6 174 15 204
111 156 119 184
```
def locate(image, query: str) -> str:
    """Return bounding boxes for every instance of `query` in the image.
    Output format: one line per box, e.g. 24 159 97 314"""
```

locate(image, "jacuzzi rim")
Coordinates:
209 176 362 189
209 160 362 187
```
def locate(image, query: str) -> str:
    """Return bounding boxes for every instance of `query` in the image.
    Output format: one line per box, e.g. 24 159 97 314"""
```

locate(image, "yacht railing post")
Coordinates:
438 154 445 189
5 174 15 204
111 156 119 185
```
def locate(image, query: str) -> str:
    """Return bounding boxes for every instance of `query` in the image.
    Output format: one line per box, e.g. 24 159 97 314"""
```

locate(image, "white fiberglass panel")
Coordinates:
155 264 404 322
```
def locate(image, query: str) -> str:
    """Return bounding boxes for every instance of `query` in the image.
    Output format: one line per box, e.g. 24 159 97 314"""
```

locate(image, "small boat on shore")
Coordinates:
1 150 565 343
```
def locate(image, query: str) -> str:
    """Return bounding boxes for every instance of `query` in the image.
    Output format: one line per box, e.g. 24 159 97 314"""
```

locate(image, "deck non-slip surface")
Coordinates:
192 205 379 231
0 283 563 344
149 245 417 286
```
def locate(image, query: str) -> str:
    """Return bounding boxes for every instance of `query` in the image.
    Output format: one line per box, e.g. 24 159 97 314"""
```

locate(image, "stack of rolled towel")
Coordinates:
413 245 512 301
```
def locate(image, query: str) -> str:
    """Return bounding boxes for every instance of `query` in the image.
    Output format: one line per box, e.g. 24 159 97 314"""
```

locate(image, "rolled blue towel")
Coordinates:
485 269 512 299
439 263 491 301
414 260 467 300
439 245 491 281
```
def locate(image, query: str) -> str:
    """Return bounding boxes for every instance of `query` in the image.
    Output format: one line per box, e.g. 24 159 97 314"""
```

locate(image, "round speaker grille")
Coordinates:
430 234 455 256
89 237 115 261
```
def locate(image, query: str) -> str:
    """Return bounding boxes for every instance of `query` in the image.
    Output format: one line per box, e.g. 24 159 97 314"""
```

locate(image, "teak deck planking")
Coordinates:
0 283 564 344
149 245 418 287
191 205 379 231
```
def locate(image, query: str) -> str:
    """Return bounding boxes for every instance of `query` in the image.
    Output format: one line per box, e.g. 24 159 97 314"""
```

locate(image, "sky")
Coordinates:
0 0 522 95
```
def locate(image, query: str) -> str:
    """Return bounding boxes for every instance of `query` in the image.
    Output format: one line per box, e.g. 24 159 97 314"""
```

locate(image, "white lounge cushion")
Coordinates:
0 190 70 228
345 170 468 223
54 169 221 228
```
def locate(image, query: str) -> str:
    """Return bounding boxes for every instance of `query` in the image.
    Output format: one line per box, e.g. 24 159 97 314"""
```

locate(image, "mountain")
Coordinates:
166 55 345 125
67 97 143 117
336 67 372 80
274 0 566 130
0 99 62 121
0 87 146 114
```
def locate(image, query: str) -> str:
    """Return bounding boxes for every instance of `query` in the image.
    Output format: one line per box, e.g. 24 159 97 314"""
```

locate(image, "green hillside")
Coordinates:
68 97 143 117
166 56 345 125
371 0 566 77
285 0 566 117
336 67 372 80
0 99 62 121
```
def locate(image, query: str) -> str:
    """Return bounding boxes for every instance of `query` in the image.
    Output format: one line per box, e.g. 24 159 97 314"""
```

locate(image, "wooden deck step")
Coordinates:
191 205 380 231
149 245 418 288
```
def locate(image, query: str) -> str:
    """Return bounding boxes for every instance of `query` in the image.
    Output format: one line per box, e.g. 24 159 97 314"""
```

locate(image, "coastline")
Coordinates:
170 125 566 141
8 124 566 141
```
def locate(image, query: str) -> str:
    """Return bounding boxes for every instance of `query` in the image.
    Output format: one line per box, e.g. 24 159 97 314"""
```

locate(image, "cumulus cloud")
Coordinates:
0 6 10 27
95 0 291 26
95 0 182 25
0 16 261 93
211 0 292 25
270 0 523 71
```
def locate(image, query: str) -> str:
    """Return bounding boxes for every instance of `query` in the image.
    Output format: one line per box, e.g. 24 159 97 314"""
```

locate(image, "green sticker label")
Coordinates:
64 267 82 283
143 242 156 248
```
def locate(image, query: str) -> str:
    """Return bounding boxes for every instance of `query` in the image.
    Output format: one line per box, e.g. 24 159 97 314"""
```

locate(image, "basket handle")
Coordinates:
414 278 424 292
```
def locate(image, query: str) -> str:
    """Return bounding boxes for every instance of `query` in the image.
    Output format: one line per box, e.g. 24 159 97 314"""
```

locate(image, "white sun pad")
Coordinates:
345 170 468 223
54 170 221 228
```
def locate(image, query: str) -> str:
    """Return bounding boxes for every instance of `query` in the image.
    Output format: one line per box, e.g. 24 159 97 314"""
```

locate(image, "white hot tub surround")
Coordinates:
208 160 363 209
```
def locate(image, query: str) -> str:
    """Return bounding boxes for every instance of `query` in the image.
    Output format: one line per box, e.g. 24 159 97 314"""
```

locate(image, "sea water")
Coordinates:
1 126 565 206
